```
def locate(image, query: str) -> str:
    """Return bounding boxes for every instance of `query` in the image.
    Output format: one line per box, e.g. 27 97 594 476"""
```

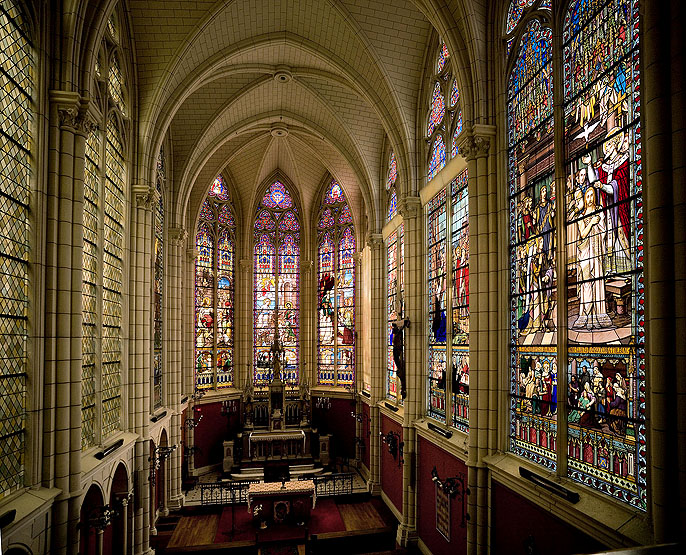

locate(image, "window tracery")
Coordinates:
153 147 165 409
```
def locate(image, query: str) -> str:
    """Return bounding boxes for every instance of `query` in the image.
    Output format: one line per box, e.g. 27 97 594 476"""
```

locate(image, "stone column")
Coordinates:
95 528 104 555
168 227 187 510
366 234 384 495
119 497 129 555
459 128 496 555
45 92 92 555
129 188 155 555
239 259 252 388
396 195 422 548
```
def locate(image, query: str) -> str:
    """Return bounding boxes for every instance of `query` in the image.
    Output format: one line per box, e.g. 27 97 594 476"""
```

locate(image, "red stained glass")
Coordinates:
428 82 446 137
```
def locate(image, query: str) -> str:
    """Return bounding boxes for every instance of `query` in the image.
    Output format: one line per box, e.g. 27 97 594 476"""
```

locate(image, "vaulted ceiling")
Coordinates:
127 0 436 238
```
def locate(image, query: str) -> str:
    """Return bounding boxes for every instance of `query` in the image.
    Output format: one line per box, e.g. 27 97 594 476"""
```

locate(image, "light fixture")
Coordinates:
430 466 469 527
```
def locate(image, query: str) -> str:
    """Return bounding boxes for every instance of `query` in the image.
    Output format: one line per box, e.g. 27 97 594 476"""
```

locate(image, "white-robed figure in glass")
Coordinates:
573 187 613 330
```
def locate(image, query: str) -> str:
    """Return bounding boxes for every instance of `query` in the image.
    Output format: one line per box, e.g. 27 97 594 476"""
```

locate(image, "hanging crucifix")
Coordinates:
392 280 410 399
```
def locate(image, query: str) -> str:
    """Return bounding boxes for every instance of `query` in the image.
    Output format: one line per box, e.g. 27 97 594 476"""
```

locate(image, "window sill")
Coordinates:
483 451 652 548
414 418 469 462
378 401 404 425
0 486 61 534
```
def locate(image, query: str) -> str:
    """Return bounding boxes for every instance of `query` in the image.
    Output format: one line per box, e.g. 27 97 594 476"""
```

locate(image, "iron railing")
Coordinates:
298 472 354 497
199 479 259 506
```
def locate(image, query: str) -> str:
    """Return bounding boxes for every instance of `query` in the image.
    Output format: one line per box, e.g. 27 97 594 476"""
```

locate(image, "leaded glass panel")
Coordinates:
387 225 404 401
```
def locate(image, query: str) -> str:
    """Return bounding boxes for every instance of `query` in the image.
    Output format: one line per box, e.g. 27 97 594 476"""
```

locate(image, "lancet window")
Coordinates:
81 11 128 448
386 225 404 401
506 0 646 510
426 170 470 430
316 180 356 388
153 147 165 408
386 150 398 222
194 176 236 390
253 181 300 386
0 0 32 498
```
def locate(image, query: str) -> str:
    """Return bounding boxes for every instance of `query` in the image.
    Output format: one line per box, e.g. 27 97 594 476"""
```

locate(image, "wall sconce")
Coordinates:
149 444 177 481
431 466 469 527
191 390 206 401
184 414 203 429
183 445 201 460
89 505 118 531
380 430 403 466
315 396 331 410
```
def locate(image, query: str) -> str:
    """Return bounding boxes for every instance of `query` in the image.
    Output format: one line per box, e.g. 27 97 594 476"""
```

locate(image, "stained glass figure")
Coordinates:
387 151 397 189
508 15 556 471
428 136 446 181
317 180 356 387
506 0 535 35
387 225 404 401
427 189 447 422
427 82 446 137
562 0 645 511
194 176 236 390
0 2 31 496
254 181 300 385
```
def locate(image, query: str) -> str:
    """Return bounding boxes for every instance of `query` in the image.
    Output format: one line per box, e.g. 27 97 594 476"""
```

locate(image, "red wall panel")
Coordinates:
362 401 370 469
417 436 468 555
192 402 236 468
312 396 356 462
492 481 605 555
380 414 403 515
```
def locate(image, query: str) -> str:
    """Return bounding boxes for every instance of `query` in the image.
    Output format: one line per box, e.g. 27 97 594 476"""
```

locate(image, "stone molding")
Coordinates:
398 195 421 220
135 188 157 209
168 227 188 246
366 233 383 249
58 107 98 135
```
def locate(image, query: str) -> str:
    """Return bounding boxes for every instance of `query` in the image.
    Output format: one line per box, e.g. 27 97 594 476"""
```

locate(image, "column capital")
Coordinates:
398 195 421 220
168 227 188 246
366 233 384 249
457 125 496 161
134 187 157 209
187 247 197 261
239 258 252 272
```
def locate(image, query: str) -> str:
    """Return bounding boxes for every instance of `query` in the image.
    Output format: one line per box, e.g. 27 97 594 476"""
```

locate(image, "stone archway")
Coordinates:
79 484 105 555
108 462 130 555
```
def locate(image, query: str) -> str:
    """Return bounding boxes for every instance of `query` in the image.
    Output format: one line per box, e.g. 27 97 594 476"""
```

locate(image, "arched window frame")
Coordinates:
0 0 34 499
81 8 131 449
253 179 301 387
386 150 398 222
425 37 463 181
316 179 356 388
194 175 237 391
504 0 646 511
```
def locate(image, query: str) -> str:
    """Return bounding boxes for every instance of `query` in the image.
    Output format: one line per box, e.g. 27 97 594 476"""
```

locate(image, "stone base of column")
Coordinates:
160 507 169 517
168 494 184 511
396 523 418 547
150 526 158 536
367 480 381 496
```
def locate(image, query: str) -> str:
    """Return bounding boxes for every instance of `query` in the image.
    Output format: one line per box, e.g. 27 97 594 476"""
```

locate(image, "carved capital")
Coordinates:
352 252 363 263
135 188 157 209
398 195 421 220
58 107 80 131
366 233 383 249
168 227 188 246
239 259 252 272
187 247 198 261
458 134 492 161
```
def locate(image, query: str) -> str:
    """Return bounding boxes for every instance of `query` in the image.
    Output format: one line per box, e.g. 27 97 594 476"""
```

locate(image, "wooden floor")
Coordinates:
167 513 220 549
337 501 386 530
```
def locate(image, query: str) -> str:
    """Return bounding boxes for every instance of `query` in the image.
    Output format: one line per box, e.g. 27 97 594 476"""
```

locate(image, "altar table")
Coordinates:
247 480 315 524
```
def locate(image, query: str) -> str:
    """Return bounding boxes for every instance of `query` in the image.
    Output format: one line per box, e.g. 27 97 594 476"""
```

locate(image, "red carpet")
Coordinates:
213 498 346 544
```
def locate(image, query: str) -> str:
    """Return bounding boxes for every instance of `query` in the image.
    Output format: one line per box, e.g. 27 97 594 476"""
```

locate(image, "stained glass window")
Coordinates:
387 189 397 222
428 137 446 181
387 151 397 189
427 82 445 137
506 0 535 35
506 0 646 510
0 0 31 498
153 147 164 409
426 171 470 430
82 130 99 450
387 225 404 401
563 0 645 511
426 38 460 180
102 115 125 439
194 175 236 390
108 53 125 116
508 14 556 471
317 180 355 387
253 181 300 386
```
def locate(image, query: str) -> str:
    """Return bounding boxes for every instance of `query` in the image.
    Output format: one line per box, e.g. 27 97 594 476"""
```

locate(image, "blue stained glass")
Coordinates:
387 151 398 189
428 82 446 137
388 189 398 221
451 111 463 158
428 137 446 180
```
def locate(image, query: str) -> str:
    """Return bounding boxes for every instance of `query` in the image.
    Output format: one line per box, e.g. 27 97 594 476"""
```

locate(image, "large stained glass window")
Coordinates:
563 0 645 510
194 176 236 390
253 181 300 386
506 0 646 510
426 171 470 430
317 180 356 387
0 0 32 498
386 225 404 401
153 147 165 409
426 38 463 182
